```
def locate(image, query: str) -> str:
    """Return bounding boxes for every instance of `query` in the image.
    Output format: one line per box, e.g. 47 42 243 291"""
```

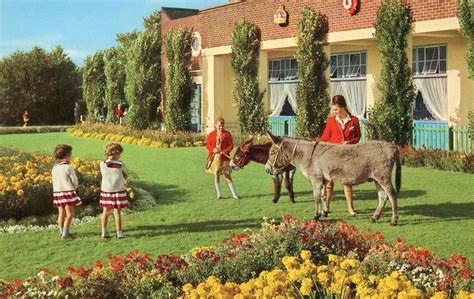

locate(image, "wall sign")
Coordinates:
342 0 360 15
273 5 288 25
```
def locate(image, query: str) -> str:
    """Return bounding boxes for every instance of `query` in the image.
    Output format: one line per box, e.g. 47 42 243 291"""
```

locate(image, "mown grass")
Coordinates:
0 132 473 281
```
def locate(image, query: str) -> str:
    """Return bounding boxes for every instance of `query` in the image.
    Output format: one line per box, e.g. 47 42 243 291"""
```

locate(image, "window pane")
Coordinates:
344 66 350 77
343 54 349 65
360 64 366 76
440 46 446 60
412 48 417 63
291 59 297 69
418 62 424 74
361 52 366 64
337 66 343 78
440 60 446 73
418 48 424 61
412 62 417 74
337 55 343 66
426 47 438 61
350 53 360 66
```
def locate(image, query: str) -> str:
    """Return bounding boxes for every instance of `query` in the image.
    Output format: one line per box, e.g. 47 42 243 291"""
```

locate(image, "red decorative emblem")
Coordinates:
273 5 288 25
342 0 360 15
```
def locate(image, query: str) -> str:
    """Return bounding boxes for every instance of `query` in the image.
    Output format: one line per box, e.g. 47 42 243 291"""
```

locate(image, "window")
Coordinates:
330 52 366 79
268 58 298 81
412 45 446 76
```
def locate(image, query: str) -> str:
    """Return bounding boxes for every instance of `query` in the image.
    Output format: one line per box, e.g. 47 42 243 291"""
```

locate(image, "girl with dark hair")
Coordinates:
319 95 361 216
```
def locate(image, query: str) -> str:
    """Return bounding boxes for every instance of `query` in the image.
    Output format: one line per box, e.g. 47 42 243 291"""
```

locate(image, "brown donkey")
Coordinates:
230 137 296 203
265 133 401 225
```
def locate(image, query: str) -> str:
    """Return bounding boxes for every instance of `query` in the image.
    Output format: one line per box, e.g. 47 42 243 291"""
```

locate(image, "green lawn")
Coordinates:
0 132 473 281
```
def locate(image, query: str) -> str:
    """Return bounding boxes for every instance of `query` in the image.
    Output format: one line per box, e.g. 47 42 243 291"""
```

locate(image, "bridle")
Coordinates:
231 144 250 169
267 140 298 172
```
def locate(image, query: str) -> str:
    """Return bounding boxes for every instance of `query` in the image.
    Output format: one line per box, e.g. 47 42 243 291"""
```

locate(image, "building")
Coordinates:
160 0 472 139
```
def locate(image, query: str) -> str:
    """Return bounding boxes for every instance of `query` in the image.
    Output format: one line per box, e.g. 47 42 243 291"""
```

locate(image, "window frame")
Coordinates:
412 44 447 78
268 57 299 83
330 51 367 81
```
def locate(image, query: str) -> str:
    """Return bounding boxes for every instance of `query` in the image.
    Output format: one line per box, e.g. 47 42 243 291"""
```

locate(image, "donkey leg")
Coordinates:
311 179 323 221
380 180 399 226
272 173 282 203
370 181 388 223
284 169 296 203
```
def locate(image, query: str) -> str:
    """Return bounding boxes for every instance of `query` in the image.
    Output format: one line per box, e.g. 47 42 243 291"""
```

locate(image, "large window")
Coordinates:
268 58 298 82
412 45 446 76
330 52 366 79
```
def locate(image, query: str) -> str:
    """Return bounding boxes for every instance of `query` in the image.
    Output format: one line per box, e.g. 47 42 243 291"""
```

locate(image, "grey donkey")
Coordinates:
265 132 401 225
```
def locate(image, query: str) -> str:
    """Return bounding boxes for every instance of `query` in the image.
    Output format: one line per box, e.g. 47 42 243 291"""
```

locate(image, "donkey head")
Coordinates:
265 131 291 175
230 136 253 171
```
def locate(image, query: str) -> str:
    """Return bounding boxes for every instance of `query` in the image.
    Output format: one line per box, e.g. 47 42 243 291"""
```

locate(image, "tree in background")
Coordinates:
164 28 194 132
295 8 330 138
0 46 81 125
82 51 106 122
104 46 126 123
459 0 474 79
231 19 267 134
123 12 161 130
365 0 415 146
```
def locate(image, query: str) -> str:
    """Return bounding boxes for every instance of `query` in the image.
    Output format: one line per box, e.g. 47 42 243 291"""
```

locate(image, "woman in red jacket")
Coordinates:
319 95 361 216
206 117 239 200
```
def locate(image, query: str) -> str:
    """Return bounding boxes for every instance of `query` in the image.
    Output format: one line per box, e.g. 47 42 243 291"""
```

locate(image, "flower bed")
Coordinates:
1 216 472 298
0 126 72 135
68 123 207 148
400 146 474 173
0 150 103 220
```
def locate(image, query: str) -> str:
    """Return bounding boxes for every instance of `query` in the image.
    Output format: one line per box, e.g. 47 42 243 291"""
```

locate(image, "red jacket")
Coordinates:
206 130 233 161
320 115 361 144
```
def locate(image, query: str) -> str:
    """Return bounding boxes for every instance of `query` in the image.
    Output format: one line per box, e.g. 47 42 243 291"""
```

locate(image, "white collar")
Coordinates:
336 114 351 127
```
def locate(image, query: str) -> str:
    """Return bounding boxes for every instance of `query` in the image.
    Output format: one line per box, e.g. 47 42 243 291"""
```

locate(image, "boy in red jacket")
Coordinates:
320 95 361 216
206 117 239 199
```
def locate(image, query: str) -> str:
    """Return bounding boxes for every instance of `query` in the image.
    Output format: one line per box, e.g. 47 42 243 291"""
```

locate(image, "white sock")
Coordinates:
101 227 108 237
214 182 222 198
62 227 69 237
59 227 63 235
117 231 124 238
228 182 238 199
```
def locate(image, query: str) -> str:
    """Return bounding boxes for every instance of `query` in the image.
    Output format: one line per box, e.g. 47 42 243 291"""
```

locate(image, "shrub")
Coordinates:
0 126 71 135
400 146 474 173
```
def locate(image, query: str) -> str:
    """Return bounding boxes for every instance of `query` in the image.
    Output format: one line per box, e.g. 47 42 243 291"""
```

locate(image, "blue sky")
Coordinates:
0 0 225 66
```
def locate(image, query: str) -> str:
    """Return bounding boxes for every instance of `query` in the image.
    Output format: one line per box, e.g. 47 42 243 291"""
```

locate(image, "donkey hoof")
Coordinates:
290 198 296 204
313 215 321 221
369 217 376 223
272 199 278 204
390 222 398 226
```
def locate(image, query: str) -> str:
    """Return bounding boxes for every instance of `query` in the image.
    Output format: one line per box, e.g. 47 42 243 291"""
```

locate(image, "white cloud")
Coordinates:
0 34 63 47
64 48 91 60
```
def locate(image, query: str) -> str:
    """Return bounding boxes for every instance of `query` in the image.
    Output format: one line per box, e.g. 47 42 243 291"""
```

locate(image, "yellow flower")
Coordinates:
282 256 299 270
182 283 194 293
328 254 340 264
300 250 312 260
17 189 25 197
432 291 448 299
317 271 330 284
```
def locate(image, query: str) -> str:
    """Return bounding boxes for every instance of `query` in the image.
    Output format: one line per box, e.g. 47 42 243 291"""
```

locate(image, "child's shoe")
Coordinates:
116 231 125 239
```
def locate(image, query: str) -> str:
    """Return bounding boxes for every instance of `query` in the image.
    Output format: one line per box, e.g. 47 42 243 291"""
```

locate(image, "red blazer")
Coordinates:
206 130 233 161
320 115 361 144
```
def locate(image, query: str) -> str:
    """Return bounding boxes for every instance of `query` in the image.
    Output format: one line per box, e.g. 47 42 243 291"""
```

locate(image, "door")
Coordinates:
190 84 202 132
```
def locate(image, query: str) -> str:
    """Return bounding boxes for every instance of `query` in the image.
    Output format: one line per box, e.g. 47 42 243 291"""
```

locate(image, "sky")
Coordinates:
0 0 225 66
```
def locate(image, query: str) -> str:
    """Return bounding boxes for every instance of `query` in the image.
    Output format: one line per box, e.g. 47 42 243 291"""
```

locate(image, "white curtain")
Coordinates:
414 77 448 121
330 80 366 118
269 83 298 116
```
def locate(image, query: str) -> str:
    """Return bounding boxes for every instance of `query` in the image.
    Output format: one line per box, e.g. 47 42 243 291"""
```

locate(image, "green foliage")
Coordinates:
459 0 474 79
469 111 474 150
124 26 161 130
231 19 267 134
295 8 330 138
164 28 194 132
0 46 81 125
104 47 126 123
82 51 106 122
365 0 415 146
400 146 474 173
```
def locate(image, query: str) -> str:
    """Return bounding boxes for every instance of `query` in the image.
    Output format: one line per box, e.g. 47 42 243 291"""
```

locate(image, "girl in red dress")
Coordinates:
206 117 239 199
319 95 361 216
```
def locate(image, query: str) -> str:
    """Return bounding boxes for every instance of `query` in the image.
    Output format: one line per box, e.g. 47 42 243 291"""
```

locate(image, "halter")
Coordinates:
267 140 298 172
231 144 250 169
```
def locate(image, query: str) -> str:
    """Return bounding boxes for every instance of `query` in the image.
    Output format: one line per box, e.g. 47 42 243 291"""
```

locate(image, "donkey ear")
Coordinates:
267 131 281 144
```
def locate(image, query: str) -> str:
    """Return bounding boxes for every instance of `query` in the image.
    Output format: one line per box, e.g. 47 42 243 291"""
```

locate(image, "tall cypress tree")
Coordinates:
366 0 415 145
459 0 474 79
231 19 267 134
82 51 106 122
104 46 126 123
295 8 330 138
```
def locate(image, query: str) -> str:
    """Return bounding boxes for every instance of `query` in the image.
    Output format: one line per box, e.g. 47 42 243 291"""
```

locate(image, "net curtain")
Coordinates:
268 83 297 116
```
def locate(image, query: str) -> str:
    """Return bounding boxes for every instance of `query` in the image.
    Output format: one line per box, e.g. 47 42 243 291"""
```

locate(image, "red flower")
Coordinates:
95 261 103 269
460 268 471 280
59 277 73 289
66 266 75 273
42 268 49 273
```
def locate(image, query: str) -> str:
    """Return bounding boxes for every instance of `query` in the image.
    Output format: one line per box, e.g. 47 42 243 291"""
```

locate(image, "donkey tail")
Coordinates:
395 148 401 193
